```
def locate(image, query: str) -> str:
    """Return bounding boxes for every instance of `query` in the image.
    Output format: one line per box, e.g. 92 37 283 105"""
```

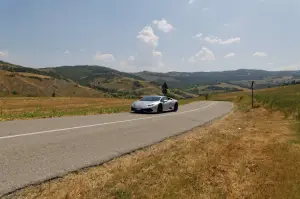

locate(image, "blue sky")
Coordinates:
0 0 299 72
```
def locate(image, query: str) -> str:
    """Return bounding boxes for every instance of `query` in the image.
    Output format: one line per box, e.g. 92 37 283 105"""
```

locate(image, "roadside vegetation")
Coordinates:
213 84 300 137
0 97 132 121
255 84 300 117
0 96 205 121
3 85 300 199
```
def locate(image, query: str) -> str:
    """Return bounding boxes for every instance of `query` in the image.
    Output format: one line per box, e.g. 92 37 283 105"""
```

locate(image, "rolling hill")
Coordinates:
0 61 196 98
0 61 66 80
43 65 197 98
40 65 144 86
0 69 108 97
135 69 300 89
2 60 300 98
46 65 300 95
41 65 167 98
184 82 248 95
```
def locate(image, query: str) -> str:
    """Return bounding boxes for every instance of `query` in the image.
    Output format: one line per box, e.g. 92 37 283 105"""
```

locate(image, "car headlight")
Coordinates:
148 104 155 107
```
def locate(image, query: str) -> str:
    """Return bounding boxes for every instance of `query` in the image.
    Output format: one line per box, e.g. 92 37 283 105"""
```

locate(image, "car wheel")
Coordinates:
157 104 163 114
173 103 178 112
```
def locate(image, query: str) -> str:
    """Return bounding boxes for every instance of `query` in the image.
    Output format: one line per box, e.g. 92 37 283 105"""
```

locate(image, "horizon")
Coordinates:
1 0 299 72
1 59 299 74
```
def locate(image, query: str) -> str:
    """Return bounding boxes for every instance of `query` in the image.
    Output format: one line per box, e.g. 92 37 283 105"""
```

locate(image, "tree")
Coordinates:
161 82 168 96
52 91 56 97
133 81 142 89
204 93 209 100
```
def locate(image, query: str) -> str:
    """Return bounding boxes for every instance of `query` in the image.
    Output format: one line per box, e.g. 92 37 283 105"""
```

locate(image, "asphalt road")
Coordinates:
0 101 233 197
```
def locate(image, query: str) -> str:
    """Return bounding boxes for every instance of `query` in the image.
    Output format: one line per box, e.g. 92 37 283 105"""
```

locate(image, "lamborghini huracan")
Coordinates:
131 95 178 113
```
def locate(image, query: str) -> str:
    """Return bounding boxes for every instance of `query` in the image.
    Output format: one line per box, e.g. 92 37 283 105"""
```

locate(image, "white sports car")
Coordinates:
131 95 178 113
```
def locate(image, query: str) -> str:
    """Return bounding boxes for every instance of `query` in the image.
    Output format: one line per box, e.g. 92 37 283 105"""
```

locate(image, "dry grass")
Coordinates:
217 82 251 91
0 70 106 98
17 72 53 79
4 106 300 199
0 97 133 121
0 97 203 121
0 97 132 110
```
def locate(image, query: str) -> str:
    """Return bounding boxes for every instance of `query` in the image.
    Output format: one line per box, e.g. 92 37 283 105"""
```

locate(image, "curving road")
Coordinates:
0 101 232 197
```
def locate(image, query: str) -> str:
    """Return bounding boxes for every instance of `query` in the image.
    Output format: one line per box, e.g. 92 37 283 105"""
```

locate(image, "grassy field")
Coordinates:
0 96 205 121
3 85 300 199
4 95 300 199
0 97 132 121
212 84 300 135
255 85 300 117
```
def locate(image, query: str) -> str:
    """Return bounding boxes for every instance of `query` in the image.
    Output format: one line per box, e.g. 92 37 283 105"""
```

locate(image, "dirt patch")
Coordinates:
3 108 300 199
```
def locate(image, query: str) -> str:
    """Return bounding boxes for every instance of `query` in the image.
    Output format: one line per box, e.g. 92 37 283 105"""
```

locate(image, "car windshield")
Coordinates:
140 96 161 101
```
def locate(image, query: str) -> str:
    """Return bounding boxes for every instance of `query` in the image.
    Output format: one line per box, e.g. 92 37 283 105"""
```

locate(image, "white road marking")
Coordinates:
0 102 216 140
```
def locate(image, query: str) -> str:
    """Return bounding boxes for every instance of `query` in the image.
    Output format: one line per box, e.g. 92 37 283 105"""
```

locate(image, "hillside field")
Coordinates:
0 70 107 97
0 60 199 99
2 60 300 99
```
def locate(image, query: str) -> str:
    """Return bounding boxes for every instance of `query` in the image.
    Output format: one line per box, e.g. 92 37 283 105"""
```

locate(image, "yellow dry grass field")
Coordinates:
216 82 251 91
0 96 204 121
17 72 53 79
0 97 132 110
0 70 107 98
4 106 300 199
0 97 133 121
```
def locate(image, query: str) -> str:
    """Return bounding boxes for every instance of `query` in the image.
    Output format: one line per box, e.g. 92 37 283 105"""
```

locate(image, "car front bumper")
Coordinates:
131 107 154 113
131 105 158 113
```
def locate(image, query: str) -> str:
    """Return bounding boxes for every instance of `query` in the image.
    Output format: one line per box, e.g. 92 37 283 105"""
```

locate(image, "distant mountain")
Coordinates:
41 65 144 86
135 69 300 88
2 60 300 97
0 62 196 98
41 65 165 98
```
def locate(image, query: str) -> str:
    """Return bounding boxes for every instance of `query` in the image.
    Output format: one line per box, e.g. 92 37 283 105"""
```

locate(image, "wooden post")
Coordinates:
251 81 254 108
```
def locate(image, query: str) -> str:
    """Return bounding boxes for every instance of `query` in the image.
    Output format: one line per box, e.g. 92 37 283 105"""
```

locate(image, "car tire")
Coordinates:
157 104 163 114
173 103 178 112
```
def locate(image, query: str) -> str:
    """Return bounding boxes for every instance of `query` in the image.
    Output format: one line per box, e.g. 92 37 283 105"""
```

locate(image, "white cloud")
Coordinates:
188 47 216 63
253 52 268 57
279 63 300 71
128 56 135 61
94 52 115 62
137 26 159 48
122 25 164 71
63 50 70 54
204 36 241 45
0 51 8 57
193 33 203 39
152 18 174 33
268 62 274 65
152 50 164 67
224 24 229 27
120 55 136 69
153 51 162 57
224 53 236 59
202 8 209 12
79 49 85 52
189 0 196 4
